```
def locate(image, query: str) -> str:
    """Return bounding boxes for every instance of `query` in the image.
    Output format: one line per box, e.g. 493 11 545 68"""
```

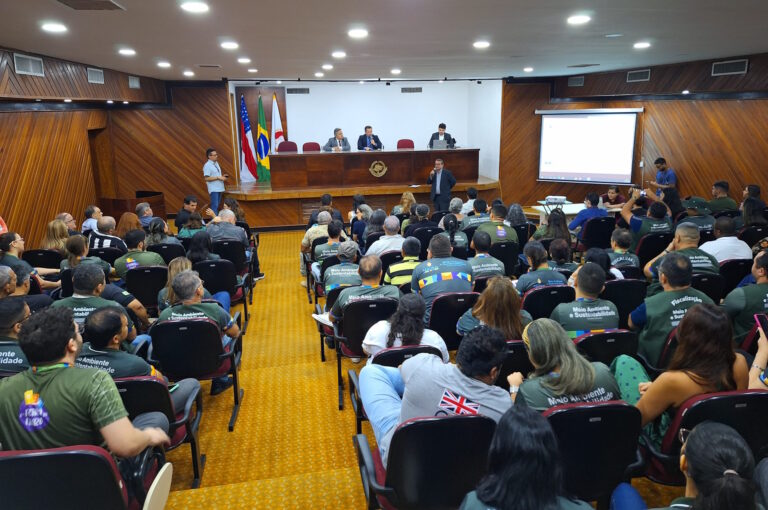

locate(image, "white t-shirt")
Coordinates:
700 236 753 263
362 320 449 363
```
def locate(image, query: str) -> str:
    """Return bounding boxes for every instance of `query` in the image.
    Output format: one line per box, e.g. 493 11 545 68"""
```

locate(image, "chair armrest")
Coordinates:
120 444 166 506
353 434 396 509
348 369 362 415
332 322 349 348
233 311 242 330
218 332 243 361
172 380 203 429
632 353 664 381
130 336 150 359
623 448 646 479
640 430 679 467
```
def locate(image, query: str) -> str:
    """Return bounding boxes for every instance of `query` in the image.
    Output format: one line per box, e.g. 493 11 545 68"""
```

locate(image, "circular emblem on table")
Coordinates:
369 160 388 178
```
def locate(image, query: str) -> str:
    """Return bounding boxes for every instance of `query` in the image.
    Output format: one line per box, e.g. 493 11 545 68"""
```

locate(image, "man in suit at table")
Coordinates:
427 158 456 212
427 122 454 148
357 125 383 151
323 128 351 152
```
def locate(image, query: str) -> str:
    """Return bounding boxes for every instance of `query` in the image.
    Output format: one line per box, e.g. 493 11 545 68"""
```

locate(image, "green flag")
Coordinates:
255 96 271 182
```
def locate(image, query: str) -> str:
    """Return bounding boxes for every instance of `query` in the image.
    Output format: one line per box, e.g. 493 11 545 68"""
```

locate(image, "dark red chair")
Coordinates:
194 259 251 329
575 216 616 251
489 241 520 276
615 265 645 280
412 227 442 260
690 272 727 303
313 283 352 362
276 141 298 152
495 340 534 391
741 323 760 355
378 251 403 285
396 139 414 149
428 292 480 350
522 285 575 320
575 330 638 365
89 247 124 266
146 243 186 265
302 141 321 152
125 266 168 317
212 240 255 304
739 225 768 248
720 258 754 295
600 279 648 329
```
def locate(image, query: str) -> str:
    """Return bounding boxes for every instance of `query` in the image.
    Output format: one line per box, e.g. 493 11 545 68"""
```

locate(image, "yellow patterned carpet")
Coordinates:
163 231 682 509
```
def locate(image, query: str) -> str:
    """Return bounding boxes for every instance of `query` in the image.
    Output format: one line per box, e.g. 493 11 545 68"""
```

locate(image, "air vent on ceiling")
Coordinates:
57 0 125 10
567 76 585 87
401 87 422 93
712 59 749 76
87 67 104 84
567 64 600 68
627 69 651 83
13 53 45 77
287 88 310 94
128 76 140 89
196 64 222 69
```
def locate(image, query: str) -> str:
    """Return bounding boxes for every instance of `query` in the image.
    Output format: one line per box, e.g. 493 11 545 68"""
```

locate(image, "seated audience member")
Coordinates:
678 196 716 231
81 204 102 233
300 210 333 283
629 253 714 365
439 214 469 249
383 237 421 286
643 223 719 297
515 241 568 294
365 211 390 248
61 235 112 275
77 307 200 411
403 204 438 237
614 304 747 447
457 276 532 338
708 180 739 213
207 209 263 279
90 216 128 252
723 249 768 346
311 220 344 281
468 231 505 279
751 320 768 391
460 405 592 510
186 231 220 265
174 195 198 230
438 198 466 229
608 228 640 267
158 256 229 312
55 212 79 236
362 293 449 362
0 231 59 290
504 203 528 228
460 187 478 215
329 255 400 324
114 229 166 280
411 235 473 322
600 185 626 206
550 263 619 337
0 267 53 312
744 183 763 203
568 192 608 238
307 193 343 228
323 240 362 294
348 193 367 224
359 326 511 466
135 201 156 228
391 191 416 216
547 238 579 272
460 199 490 230
222 197 247 223
351 204 372 247
400 203 418 234
115 212 143 240
476 204 518 245
620 189 672 251
0 307 170 460
532 208 571 242
739 196 768 230
700 216 752 262
146 218 182 246
508 319 619 411
156 270 240 394
366 215 404 256
40 219 69 255
0 297 30 373
177 212 206 239
627 184 650 210
584 247 623 280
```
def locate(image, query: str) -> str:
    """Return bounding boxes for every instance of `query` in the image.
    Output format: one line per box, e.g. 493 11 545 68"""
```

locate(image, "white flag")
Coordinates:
271 94 285 152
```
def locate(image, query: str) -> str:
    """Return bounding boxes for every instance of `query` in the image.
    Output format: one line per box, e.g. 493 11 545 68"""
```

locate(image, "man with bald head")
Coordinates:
207 209 263 280
89 215 127 252
365 216 404 256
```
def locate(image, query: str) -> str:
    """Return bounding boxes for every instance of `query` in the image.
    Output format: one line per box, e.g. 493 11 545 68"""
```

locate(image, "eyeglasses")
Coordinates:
678 427 691 445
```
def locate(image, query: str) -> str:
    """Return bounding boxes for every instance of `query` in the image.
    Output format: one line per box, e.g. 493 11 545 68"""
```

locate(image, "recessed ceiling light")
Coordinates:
248 68 258 73
183 70 195 77
681 89 690 95
276 80 282 84
123 101 129 104
35 98 42 102
63 99 72 103
359 80 364 84
523 67 534 73
237 57 251 64
314 72 324 78
567 14 591 25
106 100 114 104
157 61 171 68
390 68 401 75
348 28 368 39
180 1 209 13
220 41 239 50
332 51 347 59
634 41 651 49
473 40 490 49
41 22 67 33
438 80 444 83
118 48 136 56
604 33 624 38
321 64 333 71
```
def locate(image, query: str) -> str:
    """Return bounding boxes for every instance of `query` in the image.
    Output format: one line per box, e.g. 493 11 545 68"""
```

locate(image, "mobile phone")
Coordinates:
169 384 180 393
754 313 768 333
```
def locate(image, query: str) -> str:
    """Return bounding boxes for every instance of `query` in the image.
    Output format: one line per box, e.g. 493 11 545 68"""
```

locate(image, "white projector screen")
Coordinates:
537 111 639 184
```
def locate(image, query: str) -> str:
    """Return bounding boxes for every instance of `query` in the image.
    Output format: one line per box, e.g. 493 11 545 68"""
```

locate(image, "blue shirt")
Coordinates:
655 168 677 196
568 206 608 238
203 160 225 193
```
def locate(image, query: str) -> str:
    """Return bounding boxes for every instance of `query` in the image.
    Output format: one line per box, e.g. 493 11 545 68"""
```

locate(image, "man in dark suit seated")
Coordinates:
357 125 383 151
427 122 454 148
323 128 351 152
426 158 456 212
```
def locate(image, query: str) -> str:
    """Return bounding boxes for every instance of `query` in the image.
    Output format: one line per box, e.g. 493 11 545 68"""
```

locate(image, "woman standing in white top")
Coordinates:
362 294 449 362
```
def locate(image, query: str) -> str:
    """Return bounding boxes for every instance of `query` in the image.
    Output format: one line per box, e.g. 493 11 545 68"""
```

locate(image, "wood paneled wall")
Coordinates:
0 49 166 103
0 110 105 246
109 85 235 212
499 82 768 208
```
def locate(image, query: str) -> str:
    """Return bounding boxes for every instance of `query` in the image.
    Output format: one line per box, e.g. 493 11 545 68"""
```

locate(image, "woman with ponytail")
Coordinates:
439 213 468 249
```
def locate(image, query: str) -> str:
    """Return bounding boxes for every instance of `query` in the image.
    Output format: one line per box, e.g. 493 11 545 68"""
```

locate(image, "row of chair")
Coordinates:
275 139 422 153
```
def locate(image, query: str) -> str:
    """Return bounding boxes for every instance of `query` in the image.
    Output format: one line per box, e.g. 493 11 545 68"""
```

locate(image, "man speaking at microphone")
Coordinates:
427 158 456 212
357 125 383 151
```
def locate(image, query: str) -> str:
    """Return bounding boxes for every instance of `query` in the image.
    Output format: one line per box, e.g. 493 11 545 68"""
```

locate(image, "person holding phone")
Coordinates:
203 147 228 213
749 313 768 390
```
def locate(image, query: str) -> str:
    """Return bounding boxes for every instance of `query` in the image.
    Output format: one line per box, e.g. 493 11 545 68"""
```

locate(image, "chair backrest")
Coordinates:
512 222 536 246
125 266 168 309
398 281 412 294
739 226 768 248
656 327 679 369
698 229 716 245
428 292 480 350
741 323 760 355
324 284 349 311
600 279 648 329
371 345 443 367
235 221 253 238
364 231 384 249
430 211 448 223
59 267 74 298
615 265 644 280
636 232 674 268
488 241 519 276
193 260 238 295
337 299 398 355
413 227 442 260
21 249 63 269
452 246 468 260
147 243 187 265
319 255 341 280
114 376 176 424
575 330 638 365
385 415 496 509
396 138 414 149
89 247 124 266
309 236 329 262
580 216 616 250
496 340 534 391
463 225 479 257
379 251 403 283
276 141 298 152
690 272 727 303
713 209 741 219
302 142 321 151
0 445 128 509
720 258 753 295
522 285 576 320
472 276 490 294
544 401 642 502
212 240 248 272
179 237 192 251
149 318 225 379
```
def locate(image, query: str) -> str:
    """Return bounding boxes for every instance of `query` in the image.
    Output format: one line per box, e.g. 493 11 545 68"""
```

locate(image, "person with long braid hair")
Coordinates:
439 213 468 249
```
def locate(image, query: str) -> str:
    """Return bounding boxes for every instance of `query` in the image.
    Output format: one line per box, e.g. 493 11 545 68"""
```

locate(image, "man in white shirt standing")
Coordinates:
203 148 228 213
699 216 752 263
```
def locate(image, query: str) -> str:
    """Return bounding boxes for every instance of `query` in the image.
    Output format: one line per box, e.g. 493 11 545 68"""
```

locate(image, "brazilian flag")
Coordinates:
256 95 271 182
